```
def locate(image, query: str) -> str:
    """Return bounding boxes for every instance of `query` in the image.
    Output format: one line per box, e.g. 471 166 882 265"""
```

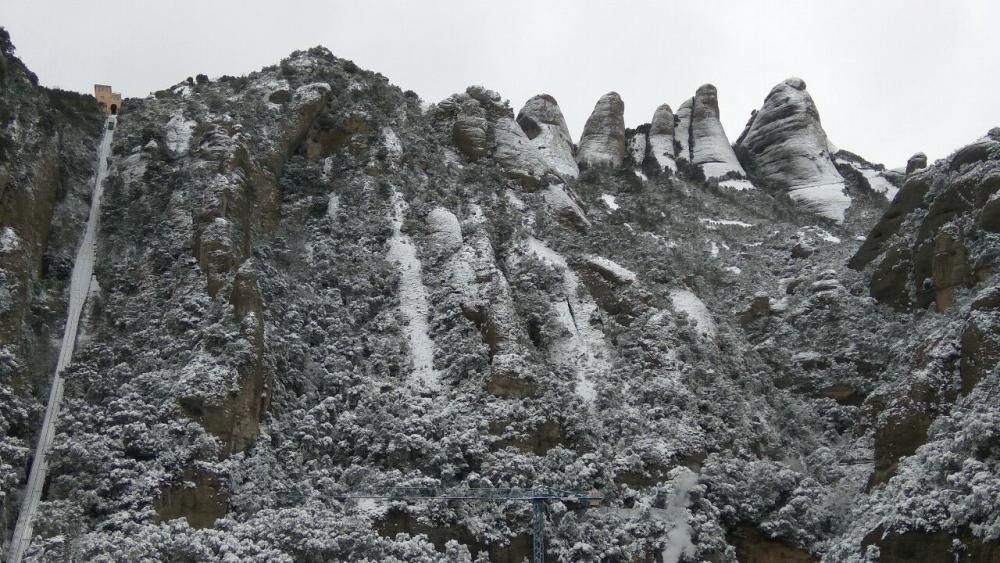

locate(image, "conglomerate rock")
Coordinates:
576 91 626 169
737 77 849 221
690 83 746 180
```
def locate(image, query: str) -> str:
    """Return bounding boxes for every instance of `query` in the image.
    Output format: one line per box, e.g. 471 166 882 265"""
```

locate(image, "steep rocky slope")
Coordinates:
0 29 103 547
1 32 998 563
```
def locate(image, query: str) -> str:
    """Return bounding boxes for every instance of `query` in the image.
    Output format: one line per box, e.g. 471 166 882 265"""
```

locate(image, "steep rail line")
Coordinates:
6 116 116 563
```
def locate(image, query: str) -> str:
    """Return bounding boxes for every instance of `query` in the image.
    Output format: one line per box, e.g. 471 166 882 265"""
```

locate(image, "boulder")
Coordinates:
736 78 849 221
577 92 626 169
791 242 815 259
906 152 928 175
690 84 746 179
516 94 579 179
648 103 677 171
739 293 771 324
543 184 590 232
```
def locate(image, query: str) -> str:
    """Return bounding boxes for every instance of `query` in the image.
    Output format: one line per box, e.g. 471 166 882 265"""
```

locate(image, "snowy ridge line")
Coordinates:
7 117 115 563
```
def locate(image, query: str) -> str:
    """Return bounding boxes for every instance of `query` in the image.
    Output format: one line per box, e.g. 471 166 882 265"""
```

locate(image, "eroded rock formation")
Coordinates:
516 94 578 179
690 84 746 179
850 129 1000 311
577 92 626 169
737 77 849 221
648 103 677 171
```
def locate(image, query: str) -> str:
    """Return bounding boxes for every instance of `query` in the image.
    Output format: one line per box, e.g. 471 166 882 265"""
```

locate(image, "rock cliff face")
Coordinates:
576 92 626 169
850 129 1000 311
0 29 102 541
737 78 849 221
3 28 999 563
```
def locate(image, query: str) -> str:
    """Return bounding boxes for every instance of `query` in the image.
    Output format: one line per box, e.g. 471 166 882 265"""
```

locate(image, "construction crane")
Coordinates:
338 486 602 563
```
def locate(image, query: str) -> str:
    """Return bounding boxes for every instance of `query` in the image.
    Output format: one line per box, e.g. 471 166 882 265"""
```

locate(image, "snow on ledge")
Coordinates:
584 255 637 284
718 178 756 191
699 218 753 228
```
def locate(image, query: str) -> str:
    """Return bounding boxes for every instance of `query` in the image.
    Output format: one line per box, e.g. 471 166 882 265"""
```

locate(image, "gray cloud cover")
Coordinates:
4 0 997 167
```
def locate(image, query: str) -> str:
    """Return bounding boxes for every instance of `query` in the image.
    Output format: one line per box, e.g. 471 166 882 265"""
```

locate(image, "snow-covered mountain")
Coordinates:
1 29 998 562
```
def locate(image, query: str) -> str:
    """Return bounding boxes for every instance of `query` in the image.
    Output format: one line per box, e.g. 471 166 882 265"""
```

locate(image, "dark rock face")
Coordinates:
850 134 1000 311
906 152 928 175
737 77 848 221
862 526 1000 563
153 469 229 529
870 408 933 487
576 92 626 169
727 526 817 563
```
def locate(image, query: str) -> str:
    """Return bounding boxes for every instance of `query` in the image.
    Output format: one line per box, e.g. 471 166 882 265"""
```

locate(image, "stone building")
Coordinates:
94 84 122 114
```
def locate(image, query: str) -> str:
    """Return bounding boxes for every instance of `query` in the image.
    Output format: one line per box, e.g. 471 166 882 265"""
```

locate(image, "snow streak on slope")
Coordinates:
8 117 115 563
386 189 440 390
600 194 620 211
789 180 851 222
527 237 611 402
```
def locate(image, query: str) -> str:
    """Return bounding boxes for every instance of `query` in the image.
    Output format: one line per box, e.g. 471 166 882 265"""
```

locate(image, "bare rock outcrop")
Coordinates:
494 116 559 190
648 103 677 171
452 98 489 159
576 92 626 169
906 152 928 175
436 86 560 189
736 77 849 221
690 84 746 179
674 98 693 162
850 130 1000 311
516 94 578 179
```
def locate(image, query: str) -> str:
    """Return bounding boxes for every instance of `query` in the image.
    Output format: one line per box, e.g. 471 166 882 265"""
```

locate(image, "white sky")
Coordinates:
3 0 998 167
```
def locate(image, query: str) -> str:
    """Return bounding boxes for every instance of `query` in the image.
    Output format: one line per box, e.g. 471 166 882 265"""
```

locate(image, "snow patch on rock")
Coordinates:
790 181 851 222
669 289 716 338
165 113 196 155
717 178 756 191
837 157 899 201
600 194 620 211
699 218 754 229
0 227 20 253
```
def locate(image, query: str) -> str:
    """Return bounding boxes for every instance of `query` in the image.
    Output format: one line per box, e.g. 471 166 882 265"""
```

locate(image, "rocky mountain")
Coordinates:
1 28 998 563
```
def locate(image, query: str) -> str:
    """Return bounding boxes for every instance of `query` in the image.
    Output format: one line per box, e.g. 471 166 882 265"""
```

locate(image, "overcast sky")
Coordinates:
3 0 998 167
